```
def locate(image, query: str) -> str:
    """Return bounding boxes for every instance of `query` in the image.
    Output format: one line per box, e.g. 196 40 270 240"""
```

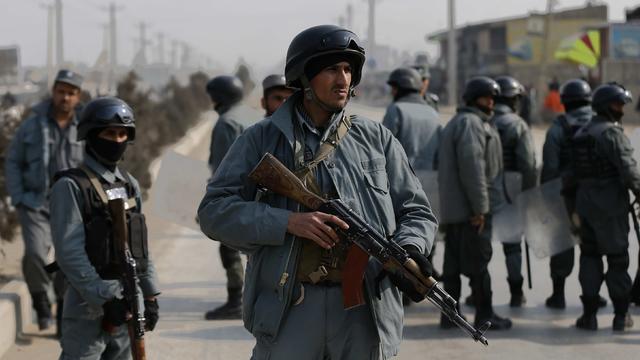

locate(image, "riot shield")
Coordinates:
414 170 440 220
518 178 577 258
492 172 524 244
629 127 640 166
150 150 210 231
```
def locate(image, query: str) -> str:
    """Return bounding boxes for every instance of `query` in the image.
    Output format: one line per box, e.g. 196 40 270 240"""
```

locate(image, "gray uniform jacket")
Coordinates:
574 117 640 254
541 106 592 183
50 155 160 319
208 104 250 173
5 100 84 209
382 93 441 170
492 103 537 190
438 106 503 224
198 92 437 358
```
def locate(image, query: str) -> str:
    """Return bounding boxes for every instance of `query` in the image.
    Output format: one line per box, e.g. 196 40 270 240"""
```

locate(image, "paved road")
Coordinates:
4 103 640 359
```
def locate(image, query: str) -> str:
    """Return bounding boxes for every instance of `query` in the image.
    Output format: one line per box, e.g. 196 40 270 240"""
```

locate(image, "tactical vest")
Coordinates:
54 166 149 280
558 115 582 172
498 127 518 172
571 122 619 179
292 112 353 284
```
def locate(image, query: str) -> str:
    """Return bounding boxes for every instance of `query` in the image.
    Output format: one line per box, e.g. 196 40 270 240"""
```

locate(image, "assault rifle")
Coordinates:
248 153 490 346
106 198 146 360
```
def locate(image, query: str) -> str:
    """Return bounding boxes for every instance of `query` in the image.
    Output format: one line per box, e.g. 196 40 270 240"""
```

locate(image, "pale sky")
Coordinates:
1 0 637 74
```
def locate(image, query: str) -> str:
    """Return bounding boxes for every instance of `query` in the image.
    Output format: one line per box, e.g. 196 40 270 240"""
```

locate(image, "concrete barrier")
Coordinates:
0 280 32 358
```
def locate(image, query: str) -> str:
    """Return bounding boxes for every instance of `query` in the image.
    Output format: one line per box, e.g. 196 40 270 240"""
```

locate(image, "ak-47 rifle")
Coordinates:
106 198 146 360
248 153 490 346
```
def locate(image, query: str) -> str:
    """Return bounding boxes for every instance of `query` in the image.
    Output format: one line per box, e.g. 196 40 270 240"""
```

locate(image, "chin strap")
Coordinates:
300 75 353 114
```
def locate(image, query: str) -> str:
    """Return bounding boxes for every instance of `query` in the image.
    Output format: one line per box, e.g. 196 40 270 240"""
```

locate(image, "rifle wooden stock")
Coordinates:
108 198 147 360
248 153 490 346
249 153 367 308
249 153 326 210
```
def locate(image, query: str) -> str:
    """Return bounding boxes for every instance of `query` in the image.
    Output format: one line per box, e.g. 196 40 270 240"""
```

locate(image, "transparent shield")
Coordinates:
518 178 578 258
414 170 440 220
629 127 640 166
150 150 210 231
492 171 524 243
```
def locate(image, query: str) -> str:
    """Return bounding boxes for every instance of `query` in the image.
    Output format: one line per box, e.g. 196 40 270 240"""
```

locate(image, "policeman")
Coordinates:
541 79 602 309
204 75 247 320
383 67 441 171
5 69 85 331
383 66 442 297
570 83 640 331
411 56 439 111
49 97 160 358
438 76 512 330
492 75 536 307
261 74 295 117
198 25 436 359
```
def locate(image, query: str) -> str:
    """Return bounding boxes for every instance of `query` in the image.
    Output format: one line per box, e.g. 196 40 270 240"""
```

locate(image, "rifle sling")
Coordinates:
78 165 137 210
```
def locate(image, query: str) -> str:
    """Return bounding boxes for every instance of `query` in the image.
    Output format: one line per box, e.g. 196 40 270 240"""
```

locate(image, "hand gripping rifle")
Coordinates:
106 198 146 360
248 153 490 346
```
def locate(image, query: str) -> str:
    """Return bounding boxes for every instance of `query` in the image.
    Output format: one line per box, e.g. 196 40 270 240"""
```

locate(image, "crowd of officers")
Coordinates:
3 23 640 359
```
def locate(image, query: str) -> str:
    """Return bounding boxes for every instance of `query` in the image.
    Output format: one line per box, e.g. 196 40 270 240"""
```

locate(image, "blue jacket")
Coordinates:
4 100 83 209
382 93 441 170
198 92 437 358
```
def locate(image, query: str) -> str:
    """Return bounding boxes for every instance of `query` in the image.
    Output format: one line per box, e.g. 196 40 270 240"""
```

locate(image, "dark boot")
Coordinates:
474 292 512 331
576 295 599 330
508 277 526 307
205 287 242 320
545 277 566 309
631 273 640 306
32 292 52 330
612 298 633 331
56 299 63 338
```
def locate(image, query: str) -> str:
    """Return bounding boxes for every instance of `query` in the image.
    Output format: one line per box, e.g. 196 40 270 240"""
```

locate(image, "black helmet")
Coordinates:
592 82 632 114
262 74 288 93
462 76 501 103
78 97 135 142
206 75 244 106
495 76 524 98
560 79 591 104
387 67 422 92
285 25 365 89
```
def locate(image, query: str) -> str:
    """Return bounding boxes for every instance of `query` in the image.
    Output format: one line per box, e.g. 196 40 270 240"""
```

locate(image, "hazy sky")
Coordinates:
1 0 637 75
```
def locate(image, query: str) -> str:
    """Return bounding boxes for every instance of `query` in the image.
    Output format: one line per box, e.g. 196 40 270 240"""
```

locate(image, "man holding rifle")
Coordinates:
50 97 160 359
198 25 439 359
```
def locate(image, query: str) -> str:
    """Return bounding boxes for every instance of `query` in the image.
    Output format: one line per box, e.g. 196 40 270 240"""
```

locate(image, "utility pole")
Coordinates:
101 2 123 92
41 3 55 87
170 39 178 69
447 0 457 106
346 4 353 29
367 0 376 55
156 32 165 64
537 0 556 101
134 22 150 66
55 0 63 65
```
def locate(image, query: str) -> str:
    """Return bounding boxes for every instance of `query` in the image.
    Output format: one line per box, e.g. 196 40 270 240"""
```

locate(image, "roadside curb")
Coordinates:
0 280 32 358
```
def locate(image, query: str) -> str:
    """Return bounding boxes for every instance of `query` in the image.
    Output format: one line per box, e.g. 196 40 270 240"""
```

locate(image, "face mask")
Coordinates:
88 136 128 166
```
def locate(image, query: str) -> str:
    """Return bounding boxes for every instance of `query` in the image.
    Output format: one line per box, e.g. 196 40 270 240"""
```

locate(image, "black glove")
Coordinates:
144 298 159 331
388 245 433 303
102 298 129 326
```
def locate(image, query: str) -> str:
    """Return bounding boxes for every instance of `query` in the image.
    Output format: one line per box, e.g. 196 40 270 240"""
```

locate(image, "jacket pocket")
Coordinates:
361 157 389 194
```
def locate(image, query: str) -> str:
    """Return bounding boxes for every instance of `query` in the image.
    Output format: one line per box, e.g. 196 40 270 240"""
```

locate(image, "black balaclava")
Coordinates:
564 100 590 113
86 129 128 171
